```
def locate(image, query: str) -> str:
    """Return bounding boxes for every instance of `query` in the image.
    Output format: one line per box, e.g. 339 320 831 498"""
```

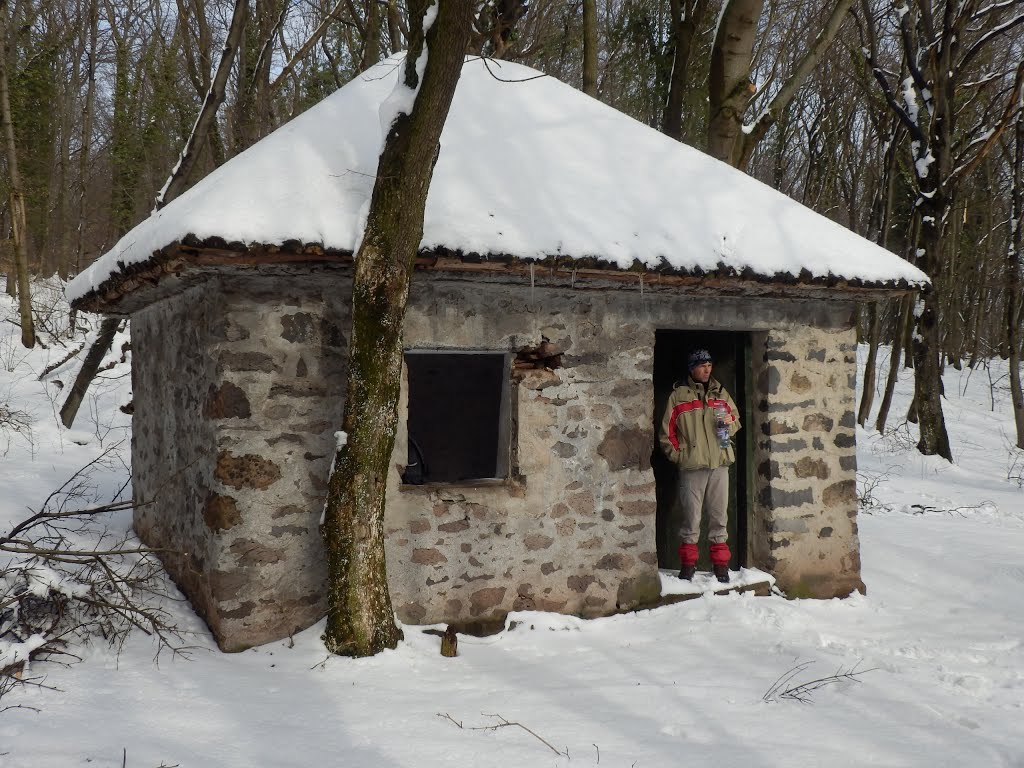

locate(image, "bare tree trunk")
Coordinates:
359 0 381 72
59 316 122 428
321 0 472 658
73 0 99 278
707 0 761 164
876 295 912 434
858 302 880 426
0 0 35 348
735 0 855 170
912 209 952 458
155 0 248 210
858 121 900 427
582 0 597 97
387 0 404 53
1009 116 1024 449
661 0 708 141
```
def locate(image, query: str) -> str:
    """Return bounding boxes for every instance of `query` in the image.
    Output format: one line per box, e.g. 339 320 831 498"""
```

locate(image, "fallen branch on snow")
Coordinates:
438 711 568 757
763 661 876 704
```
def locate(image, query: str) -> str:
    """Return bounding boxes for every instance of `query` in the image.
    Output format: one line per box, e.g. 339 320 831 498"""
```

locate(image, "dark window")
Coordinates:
404 352 510 484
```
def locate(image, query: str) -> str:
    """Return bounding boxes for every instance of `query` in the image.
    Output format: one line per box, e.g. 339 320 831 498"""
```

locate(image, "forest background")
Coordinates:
1 0 1023 454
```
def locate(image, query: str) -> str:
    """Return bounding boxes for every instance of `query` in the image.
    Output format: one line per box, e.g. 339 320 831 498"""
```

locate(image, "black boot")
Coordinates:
713 564 730 584
678 564 696 581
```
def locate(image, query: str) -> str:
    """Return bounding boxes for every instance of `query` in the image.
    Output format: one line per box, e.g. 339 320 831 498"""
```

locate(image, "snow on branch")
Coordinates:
957 10 1024 76
1 446 188 695
950 60 1024 184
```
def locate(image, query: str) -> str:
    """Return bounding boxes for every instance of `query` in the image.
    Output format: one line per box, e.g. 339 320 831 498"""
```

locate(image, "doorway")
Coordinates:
652 330 751 571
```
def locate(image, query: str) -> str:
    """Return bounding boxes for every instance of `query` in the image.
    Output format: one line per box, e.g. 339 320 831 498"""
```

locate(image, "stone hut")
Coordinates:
68 56 927 651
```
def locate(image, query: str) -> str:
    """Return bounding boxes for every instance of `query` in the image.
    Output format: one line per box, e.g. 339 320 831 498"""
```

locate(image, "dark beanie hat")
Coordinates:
687 349 713 370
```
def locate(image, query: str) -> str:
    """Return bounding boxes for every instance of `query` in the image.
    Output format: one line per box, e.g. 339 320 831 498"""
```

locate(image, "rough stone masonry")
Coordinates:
129 267 864 651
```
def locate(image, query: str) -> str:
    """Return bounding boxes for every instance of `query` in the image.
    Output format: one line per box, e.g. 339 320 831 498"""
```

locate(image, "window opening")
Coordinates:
403 351 511 484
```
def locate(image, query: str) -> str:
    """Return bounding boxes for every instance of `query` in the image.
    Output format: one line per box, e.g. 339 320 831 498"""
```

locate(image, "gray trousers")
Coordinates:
677 466 729 544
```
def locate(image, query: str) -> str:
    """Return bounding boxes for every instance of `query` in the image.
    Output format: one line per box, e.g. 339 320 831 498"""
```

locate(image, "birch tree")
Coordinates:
321 0 472 658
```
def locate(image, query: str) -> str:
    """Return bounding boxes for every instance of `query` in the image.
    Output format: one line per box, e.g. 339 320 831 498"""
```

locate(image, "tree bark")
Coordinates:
876 295 911 434
321 0 472 658
73 0 99 278
857 302 879 427
0 0 35 348
59 316 121 428
734 0 854 171
661 0 708 142
582 0 597 97
155 0 248 210
910 286 950 456
858 119 900 427
359 0 381 73
1009 116 1024 449
707 0 762 164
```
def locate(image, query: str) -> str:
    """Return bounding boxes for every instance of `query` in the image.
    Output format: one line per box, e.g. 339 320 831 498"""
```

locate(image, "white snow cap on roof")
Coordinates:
68 55 928 302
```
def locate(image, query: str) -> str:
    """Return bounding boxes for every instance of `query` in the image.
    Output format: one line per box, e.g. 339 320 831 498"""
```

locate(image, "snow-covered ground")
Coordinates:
2 285 1023 767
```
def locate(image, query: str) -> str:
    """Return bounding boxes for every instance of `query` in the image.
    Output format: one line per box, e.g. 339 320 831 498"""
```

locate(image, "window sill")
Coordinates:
398 476 524 493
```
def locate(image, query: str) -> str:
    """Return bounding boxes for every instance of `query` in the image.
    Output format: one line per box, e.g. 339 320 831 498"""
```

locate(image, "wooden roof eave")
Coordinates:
69 242 356 315
70 241 925 315
414 254 924 302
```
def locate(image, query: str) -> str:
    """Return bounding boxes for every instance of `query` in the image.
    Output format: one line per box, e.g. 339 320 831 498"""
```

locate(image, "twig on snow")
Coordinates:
438 711 568 756
763 661 876 704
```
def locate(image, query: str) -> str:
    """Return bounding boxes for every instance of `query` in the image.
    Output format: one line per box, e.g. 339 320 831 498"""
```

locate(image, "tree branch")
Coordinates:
738 0 856 169
949 59 1024 185
154 0 248 210
268 0 349 94
956 10 1024 77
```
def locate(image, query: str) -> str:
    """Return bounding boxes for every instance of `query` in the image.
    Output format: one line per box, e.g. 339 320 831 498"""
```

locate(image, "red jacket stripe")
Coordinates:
667 399 704 449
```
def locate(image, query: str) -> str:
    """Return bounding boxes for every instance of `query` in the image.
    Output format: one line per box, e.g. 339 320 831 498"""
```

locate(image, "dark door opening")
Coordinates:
652 330 750 571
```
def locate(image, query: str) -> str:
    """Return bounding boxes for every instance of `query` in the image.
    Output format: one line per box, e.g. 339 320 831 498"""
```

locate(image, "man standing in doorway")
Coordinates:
659 349 741 583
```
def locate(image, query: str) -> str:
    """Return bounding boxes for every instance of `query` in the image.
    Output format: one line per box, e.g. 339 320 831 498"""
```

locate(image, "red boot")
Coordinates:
710 542 731 583
678 542 698 581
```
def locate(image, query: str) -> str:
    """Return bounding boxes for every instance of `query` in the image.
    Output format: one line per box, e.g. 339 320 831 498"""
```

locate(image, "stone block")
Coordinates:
215 451 282 490
597 426 653 471
203 493 242 531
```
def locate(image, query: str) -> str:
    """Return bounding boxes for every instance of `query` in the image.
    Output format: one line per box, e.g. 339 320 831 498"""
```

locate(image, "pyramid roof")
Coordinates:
68 55 928 307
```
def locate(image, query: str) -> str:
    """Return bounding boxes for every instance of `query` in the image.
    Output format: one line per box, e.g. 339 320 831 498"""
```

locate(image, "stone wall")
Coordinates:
748 325 864 598
133 273 349 650
385 281 664 628
132 281 219 632
130 269 865 650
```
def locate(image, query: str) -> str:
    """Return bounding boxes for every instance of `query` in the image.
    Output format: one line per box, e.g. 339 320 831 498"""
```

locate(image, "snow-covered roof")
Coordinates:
67 55 928 305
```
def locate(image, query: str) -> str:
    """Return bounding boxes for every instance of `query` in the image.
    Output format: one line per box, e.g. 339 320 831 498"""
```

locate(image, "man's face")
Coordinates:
691 362 712 383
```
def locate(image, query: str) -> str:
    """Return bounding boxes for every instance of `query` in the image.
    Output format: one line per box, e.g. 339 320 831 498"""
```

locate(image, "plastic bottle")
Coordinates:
714 404 730 449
